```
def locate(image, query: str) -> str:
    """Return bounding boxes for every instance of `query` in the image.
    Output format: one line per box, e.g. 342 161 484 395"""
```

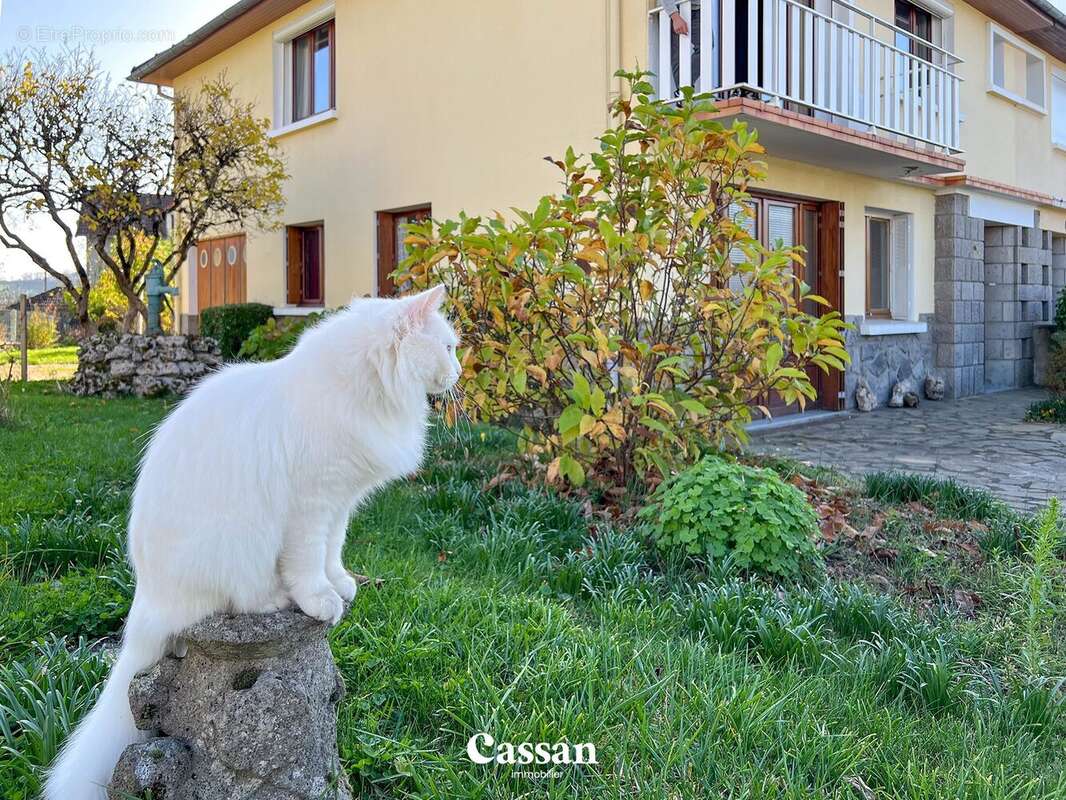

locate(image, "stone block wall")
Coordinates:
983 224 1053 389
843 314 934 408
1054 235 1066 320
71 334 221 398
933 194 985 399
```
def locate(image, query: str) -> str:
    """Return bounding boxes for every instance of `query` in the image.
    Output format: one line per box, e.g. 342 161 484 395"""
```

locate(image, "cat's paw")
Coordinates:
328 569 359 602
292 584 345 624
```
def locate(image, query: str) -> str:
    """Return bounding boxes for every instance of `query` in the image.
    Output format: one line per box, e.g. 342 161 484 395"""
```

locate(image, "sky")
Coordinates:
0 0 223 280
2 0 1066 281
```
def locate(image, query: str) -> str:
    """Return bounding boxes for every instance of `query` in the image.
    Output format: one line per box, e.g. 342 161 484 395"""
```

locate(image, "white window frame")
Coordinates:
861 208 920 334
987 22 1047 115
1053 68 1066 151
270 3 337 137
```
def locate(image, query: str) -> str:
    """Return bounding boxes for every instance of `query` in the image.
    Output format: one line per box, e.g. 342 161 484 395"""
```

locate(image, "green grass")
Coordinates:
0 346 78 366
1 388 1064 798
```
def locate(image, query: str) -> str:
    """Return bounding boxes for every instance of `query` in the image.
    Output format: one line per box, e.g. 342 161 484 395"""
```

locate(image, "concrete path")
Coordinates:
748 388 1065 513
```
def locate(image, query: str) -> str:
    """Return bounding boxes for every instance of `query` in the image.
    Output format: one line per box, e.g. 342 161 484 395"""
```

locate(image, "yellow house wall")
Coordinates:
168 0 1063 322
952 3 1066 206
172 0 618 315
757 157 937 316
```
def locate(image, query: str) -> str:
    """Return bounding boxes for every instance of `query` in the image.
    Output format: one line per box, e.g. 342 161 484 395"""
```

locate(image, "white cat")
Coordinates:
45 285 460 800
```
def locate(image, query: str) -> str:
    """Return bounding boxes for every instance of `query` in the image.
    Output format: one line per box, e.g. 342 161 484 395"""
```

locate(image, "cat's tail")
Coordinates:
43 596 187 800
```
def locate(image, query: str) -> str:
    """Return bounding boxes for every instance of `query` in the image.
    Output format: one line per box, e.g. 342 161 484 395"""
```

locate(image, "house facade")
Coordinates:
130 0 1066 410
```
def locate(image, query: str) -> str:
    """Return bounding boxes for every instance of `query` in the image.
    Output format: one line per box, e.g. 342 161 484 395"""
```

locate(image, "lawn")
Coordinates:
1 383 1065 799
0 346 79 366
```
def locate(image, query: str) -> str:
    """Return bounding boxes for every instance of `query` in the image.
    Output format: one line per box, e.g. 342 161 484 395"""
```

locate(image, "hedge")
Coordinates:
199 303 274 360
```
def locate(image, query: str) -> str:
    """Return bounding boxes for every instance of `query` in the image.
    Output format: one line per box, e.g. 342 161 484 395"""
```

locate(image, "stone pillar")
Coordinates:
1052 234 1066 323
108 608 353 800
984 223 1053 389
933 194 985 399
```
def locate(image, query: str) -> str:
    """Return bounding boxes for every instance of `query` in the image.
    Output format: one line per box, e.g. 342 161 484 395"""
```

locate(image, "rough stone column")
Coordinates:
984 223 1053 389
1051 234 1065 320
108 608 353 800
933 193 985 399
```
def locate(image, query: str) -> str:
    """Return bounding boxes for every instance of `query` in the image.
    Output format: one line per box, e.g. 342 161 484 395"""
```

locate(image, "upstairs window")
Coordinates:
292 20 334 122
1053 70 1066 148
989 22 1046 113
895 1 932 63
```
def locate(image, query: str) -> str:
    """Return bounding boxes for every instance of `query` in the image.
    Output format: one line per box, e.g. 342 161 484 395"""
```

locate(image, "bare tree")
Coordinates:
0 49 287 333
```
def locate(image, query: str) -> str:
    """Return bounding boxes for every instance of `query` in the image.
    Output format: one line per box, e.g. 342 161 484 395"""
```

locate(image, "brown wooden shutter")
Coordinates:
376 212 396 296
286 227 303 304
819 201 845 410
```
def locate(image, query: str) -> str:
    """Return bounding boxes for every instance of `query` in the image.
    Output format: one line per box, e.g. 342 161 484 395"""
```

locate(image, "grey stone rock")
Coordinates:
924 375 946 400
888 381 907 408
855 379 876 412
108 737 192 800
903 391 920 408
108 606 353 800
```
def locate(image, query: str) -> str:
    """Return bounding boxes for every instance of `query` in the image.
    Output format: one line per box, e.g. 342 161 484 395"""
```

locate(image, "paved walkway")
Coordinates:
748 388 1065 513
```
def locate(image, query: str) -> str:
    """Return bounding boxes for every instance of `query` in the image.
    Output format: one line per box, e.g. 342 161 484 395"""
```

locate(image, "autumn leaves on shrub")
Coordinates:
397 72 848 490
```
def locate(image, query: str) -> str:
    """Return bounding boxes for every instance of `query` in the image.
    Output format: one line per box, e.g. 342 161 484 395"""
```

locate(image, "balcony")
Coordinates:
649 0 965 177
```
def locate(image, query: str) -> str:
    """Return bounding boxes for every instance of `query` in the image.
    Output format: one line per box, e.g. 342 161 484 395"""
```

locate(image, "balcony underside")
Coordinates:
706 97 965 180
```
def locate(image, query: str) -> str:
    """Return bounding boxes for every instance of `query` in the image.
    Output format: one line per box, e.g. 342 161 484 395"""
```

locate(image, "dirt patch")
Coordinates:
788 473 989 617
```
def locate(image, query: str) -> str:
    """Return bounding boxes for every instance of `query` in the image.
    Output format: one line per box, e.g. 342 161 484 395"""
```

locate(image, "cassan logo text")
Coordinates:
466 733 598 766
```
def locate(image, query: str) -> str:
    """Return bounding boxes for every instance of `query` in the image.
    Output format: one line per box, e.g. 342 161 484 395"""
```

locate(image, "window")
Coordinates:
292 20 334 122
866 212 913 321
286 224 324 305
866 217 892 318
895 1 932 63
988 23 1046 113
376 206 431 296
272 8 337 131
1054 70 1066 147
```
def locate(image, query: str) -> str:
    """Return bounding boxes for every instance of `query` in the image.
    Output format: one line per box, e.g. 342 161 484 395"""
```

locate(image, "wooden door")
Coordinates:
758 197 844 416
196 234 247 312
223 236 247 305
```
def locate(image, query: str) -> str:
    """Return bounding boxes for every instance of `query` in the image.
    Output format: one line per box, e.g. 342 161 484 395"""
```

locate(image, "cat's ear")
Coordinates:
396 285 447 336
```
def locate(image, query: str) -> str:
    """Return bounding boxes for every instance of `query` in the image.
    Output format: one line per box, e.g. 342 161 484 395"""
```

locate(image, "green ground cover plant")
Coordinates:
0 386 1064 798
641 457 818 576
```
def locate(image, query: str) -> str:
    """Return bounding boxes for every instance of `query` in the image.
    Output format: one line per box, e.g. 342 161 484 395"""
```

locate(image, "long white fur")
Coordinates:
44 286 460 800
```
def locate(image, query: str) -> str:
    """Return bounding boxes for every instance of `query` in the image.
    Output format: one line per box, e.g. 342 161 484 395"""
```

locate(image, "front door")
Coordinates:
733 194 844 416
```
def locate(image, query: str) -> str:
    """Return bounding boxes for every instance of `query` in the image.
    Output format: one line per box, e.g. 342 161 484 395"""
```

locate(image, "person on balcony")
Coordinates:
664 0 701 93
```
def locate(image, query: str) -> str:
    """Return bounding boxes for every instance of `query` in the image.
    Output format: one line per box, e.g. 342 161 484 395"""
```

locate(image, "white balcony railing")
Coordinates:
649 0 963 152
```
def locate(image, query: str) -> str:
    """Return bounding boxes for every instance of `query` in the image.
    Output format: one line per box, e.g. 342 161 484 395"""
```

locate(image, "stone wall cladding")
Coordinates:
843 314 934 408
933 193 985 399
71 333 221 398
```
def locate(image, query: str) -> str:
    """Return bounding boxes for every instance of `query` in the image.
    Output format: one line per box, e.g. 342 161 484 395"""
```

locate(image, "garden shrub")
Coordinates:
25 310 57 349
1045 331 1066 397
1025 396 1066 424
397 71 849 488
639 458 819 577
199 302 273 359
238 312 326 361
